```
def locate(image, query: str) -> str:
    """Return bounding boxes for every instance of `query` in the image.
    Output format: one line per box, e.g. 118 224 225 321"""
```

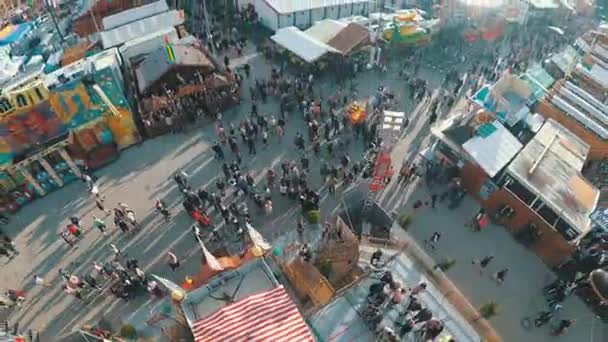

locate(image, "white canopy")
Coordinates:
271 26 339 63
305 20 347 43
463 121 523 177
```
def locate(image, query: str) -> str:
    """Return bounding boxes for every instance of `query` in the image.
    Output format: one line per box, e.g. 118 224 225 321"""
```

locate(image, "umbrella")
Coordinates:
548 26 565 35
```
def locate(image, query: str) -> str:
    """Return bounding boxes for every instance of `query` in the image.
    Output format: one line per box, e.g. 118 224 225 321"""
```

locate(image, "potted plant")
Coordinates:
478 301 499 321
398 214 412 230
433 258 456 272
119 324 137 340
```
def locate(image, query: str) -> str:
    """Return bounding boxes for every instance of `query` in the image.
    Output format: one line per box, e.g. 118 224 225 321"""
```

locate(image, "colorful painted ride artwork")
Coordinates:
382 12 433 45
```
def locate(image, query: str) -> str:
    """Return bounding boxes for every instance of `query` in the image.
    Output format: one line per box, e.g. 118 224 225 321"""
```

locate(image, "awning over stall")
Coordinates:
271 26 339 63
191 285 314 342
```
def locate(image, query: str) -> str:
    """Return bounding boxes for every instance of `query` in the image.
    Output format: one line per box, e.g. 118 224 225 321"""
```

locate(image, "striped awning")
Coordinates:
192 285 314 342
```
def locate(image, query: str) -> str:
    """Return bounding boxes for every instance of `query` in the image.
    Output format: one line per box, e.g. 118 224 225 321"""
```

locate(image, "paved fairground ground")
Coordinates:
1 35 607 342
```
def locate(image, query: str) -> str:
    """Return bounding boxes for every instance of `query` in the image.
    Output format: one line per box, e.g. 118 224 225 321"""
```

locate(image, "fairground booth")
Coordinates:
0 48 140 213
269 21 371 75
136 42 239 137
429 73 600 267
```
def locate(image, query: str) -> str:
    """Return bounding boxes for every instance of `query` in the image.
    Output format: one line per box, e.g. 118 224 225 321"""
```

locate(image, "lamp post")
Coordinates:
202 0 216 56
43 0 64 43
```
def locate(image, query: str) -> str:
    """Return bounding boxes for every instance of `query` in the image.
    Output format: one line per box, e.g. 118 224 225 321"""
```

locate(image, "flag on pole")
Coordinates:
197 236 224 271
152 274 185 295
246 223 271 251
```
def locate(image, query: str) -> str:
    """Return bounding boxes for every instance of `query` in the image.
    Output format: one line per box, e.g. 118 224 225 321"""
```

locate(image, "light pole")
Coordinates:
202 0 216 56
44 0 64 43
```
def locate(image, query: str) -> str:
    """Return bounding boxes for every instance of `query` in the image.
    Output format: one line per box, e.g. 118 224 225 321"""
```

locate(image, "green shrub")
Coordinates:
479 301 499 319
398 214 412 229
433 258 456 272
119 324 137 339
306 210 321 224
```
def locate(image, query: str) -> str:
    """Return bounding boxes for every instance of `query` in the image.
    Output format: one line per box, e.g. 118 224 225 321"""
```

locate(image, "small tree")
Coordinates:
306 210 321 224
479 301 499 320
317 259 332 279
433 258 456 272
398 214 412 230
119 324 137 339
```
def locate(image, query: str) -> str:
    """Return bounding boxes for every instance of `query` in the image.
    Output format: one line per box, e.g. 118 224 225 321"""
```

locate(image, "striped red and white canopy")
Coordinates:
192 285 315 342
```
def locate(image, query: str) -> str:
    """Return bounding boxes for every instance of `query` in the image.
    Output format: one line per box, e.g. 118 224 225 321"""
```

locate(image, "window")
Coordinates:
504 177 536 205
15 94 28 107
554 218 579 241
536 204 559 226
0 97 14 114
34 87 45 101
531 198 544 211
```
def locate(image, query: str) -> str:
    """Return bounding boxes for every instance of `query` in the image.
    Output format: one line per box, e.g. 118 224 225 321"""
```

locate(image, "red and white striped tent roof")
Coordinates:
191 285 315 342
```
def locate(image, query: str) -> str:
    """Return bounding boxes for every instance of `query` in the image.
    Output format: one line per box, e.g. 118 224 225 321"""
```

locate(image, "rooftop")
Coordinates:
100 9 185 49
101 0 169 31
135 43 214 95
271 26 339 63
44 48 122 88
472 73 533 127
463 120 523 178
507 119 599 234
181 258 278 322
264 0 370 14
549 79 608 139
304 19 347 43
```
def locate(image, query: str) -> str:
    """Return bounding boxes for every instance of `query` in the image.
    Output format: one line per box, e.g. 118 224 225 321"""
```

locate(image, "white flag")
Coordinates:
246 223 271 251
197 236 224 271
151 274 184 295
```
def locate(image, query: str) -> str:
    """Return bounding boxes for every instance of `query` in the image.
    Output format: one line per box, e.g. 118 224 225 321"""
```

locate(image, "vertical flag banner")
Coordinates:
197 236 224 271
246 223 272 251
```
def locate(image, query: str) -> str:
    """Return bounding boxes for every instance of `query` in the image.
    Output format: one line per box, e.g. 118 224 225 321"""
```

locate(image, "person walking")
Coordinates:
2 235 18 256
33 275 51 288
370 249 383 266
59 232 75 248
424 232 441 250
246 136 256 155
167 251 180 271
472 255 494 274
410 282 428 296
95 195 111 215
110 243 122 258
494 268 509 284
92 216 107 235
211 142 225 160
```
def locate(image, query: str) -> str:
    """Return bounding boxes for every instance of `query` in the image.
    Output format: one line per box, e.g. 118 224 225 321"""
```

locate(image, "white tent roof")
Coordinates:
119 26 178 64
102 0 169 31
265 0 369 14
305 19 347 43
271 27 339 63
100 10 185 49
463 121 523 177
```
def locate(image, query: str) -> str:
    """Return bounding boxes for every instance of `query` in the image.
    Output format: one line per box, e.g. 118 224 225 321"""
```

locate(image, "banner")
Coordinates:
197 235 224 271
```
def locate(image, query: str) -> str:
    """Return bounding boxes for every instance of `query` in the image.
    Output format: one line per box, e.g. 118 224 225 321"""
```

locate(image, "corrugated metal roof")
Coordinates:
101 10 185 49
507 119 595 233
102 0 169 30
265 0 370 14
463 121 523 178
119 27 178 64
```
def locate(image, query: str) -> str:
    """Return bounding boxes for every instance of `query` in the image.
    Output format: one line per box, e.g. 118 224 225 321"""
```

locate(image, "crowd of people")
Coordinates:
1 1 598 339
